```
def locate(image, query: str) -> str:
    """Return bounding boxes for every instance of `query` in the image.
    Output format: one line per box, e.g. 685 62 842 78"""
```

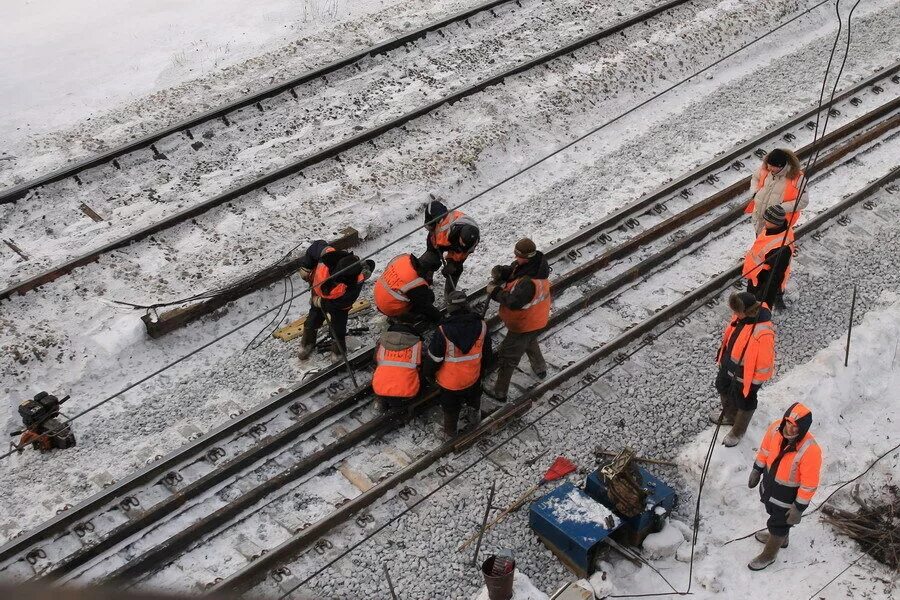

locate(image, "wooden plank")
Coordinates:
273 300 370 341
143 227 359 337
339 462 375 493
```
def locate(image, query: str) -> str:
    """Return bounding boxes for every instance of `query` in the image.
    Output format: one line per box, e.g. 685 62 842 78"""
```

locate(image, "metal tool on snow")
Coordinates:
9 392 76 454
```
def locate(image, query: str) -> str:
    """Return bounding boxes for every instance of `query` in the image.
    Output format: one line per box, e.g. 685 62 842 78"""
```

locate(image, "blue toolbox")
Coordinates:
529 449 677 577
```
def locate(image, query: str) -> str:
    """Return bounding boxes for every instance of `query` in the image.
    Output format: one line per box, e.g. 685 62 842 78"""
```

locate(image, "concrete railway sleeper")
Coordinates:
211 165 900 598
46 110 900 588
0 71 896 584
0 0 701 302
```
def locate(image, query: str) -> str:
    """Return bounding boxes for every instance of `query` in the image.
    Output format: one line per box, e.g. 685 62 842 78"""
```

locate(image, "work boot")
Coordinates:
748 534 786 570
723 409 754 447
297 327 318 360
708 394 736 425
443 409 460 438
755 530 789 548
481 380 507 402
330 340 345 362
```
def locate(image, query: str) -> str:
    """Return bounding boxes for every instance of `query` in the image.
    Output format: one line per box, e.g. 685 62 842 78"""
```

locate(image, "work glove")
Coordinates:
786 505 803 525
748 469 761 489
311 295 323 308
491 265 505 281
298 266 312 281
362 259 376 280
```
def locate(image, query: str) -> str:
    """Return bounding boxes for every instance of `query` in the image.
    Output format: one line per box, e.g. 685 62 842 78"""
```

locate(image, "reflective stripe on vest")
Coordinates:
373 341 422 399
312 247 346 300
743 228 795 289
435 322 486 391
375 255 429 316
499 277 551 333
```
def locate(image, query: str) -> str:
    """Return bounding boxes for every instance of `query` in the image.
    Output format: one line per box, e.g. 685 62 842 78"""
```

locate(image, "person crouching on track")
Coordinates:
482 238 551 402
743 204 794 310
425 291 492 437
747 402 821 571
423 199 480 294
297 240 374 361
746 148 809 234
372 322 424 412
713 292 776 447
374 252 443 325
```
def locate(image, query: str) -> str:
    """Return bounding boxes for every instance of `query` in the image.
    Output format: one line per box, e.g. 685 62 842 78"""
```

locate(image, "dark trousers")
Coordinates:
747 278 783 310
714 367 760 411
440 381 482 427
306 305 349 351
443 259 464 295
494 329 546 398
764 502 792 537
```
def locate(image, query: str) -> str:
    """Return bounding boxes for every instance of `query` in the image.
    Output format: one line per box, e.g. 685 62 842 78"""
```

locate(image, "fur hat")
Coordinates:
514 238 537 258
729 291 760 315
764 204 787 226
766 148 789 168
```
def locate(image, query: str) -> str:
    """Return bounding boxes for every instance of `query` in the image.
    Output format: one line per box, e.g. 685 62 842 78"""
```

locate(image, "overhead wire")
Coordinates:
1 1 834 460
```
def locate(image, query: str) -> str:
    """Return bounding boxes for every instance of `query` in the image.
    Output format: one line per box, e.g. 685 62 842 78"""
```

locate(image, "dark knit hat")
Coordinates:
514 238 537 258
763 204 787 226
729 291 760 315
336 256 362 279
766 148 789 168
446 290 468 311
416 251 442 273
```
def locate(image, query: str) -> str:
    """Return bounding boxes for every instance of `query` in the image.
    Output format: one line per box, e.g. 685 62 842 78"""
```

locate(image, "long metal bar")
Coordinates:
0 0 694 301
3 75 896 572
0 0 517 205
212 161 900 599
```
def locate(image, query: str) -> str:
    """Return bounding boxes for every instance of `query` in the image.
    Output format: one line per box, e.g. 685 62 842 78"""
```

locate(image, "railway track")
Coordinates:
1 64 897 593
0 0 696 298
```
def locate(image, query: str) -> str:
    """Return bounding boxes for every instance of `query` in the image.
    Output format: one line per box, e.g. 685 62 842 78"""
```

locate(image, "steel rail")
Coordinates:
0 0 518 205
1 65 895 574
0 0 696 302
102 106 900 586
215 165 900 595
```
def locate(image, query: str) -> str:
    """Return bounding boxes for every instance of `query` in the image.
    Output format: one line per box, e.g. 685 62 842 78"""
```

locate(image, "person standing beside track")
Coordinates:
482 238 551 402
747 402 822 571
713 292 776 447
423 199 480 295
297 240 374 361
746 148 809 234
424 291 492 437
743 204 794 310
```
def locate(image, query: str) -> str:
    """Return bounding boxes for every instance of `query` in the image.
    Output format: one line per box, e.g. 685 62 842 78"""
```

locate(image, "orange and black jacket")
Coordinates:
716 307 776 397
300 240 363 311
753 402 822 512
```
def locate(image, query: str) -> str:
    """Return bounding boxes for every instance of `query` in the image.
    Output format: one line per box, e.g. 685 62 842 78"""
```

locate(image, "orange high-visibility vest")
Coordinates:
744 166 805 226
435 322 486 391
372 341 422 399
429 210 478 262
499 278 551 333
742 227 795 291
374 255 430 317
717 316 776 397
754 405 822 508
312 247 364 300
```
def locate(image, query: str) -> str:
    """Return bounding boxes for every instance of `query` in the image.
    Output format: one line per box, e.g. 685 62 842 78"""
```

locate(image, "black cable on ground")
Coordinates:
0 0 833 461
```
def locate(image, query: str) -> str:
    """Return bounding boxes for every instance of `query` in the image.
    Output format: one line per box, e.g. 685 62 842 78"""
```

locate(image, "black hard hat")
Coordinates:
458 224 479 248
417 251 442 273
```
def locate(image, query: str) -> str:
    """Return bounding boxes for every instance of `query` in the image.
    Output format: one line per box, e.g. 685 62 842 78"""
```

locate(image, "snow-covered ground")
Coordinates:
604 291 900 599
2 0 899 540
0 0 479 177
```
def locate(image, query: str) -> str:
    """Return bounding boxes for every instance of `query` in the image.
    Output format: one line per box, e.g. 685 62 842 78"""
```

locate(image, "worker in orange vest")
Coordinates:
372 322 424 411
743 204 794 310
297 240 374 361
713 292 776 447
483 238 551 402
424 199 480 294
425 291 492 436
374 252 443 324
745 148 809 234
747 402 822 571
